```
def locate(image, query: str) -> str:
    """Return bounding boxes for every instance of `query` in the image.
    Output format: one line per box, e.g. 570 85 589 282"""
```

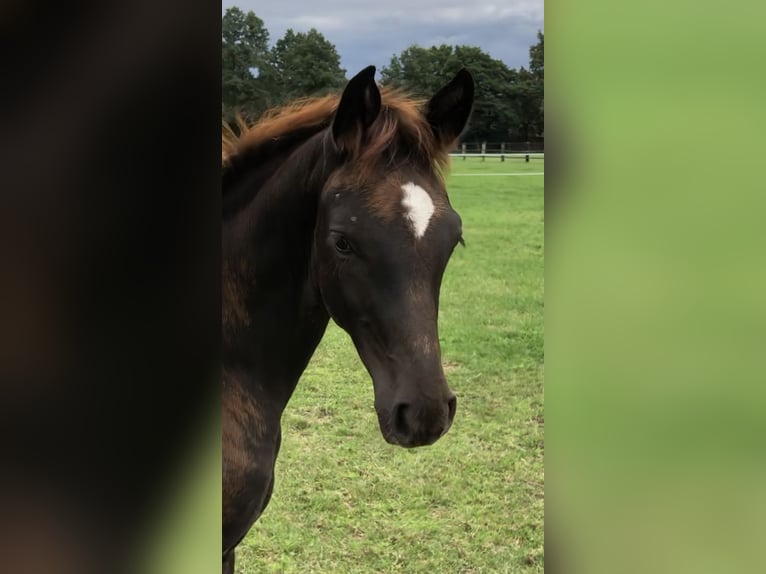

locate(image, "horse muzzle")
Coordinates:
378 392 456 448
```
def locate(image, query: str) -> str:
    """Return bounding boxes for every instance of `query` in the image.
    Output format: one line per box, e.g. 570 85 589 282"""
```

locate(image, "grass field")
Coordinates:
237 158 544 573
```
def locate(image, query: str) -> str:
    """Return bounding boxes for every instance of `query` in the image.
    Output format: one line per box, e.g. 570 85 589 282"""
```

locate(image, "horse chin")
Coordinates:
374 407 401 446
382 432 401 446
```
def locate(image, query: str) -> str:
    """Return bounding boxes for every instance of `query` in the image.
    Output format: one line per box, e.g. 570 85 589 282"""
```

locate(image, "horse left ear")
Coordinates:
426 68 475 147
332 65 381 153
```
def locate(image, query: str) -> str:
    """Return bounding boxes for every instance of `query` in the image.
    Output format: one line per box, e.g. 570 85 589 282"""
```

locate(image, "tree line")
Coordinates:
222 7 543 143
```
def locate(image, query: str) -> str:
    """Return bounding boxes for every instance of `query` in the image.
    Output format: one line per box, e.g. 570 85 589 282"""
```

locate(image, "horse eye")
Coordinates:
335 236 352 254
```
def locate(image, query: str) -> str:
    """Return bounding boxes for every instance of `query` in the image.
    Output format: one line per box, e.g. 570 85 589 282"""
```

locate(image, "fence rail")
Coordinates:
449 152 544 162
458 142 544 153
450 142 544 161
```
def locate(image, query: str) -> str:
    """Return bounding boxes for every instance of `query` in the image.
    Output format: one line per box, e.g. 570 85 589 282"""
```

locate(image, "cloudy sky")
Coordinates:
223 1 544 77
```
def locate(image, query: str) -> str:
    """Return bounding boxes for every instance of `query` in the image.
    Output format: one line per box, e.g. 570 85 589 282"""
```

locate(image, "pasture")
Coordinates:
236 158 544 573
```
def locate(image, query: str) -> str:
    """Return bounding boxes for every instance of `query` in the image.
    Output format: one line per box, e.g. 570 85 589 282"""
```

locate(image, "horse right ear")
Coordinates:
426 68 475 147
332 65 381 154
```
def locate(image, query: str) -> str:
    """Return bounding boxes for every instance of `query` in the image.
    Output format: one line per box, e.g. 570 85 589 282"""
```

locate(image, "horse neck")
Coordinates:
223 132 335 408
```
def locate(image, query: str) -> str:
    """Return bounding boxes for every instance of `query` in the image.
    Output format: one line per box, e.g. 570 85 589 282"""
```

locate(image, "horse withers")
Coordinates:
222 65 474 573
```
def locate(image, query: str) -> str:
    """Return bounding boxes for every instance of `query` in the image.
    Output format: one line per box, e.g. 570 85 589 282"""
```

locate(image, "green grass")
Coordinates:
237 159 544 573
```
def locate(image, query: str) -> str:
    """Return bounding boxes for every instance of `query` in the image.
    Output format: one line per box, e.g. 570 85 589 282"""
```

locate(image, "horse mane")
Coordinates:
222 88 451 181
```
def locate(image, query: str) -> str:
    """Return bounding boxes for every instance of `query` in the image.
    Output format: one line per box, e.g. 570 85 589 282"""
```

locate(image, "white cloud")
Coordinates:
435 2 542 24
223 0 544 73
290 15 346 31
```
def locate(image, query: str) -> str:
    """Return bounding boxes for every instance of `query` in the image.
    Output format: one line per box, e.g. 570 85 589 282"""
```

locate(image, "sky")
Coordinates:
222 1 544 77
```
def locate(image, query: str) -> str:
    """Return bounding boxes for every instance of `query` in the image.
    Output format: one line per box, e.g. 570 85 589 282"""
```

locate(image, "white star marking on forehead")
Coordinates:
400 182 435 239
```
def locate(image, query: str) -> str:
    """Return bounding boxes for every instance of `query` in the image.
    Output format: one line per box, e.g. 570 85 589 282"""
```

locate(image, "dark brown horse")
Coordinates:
222 66 474 573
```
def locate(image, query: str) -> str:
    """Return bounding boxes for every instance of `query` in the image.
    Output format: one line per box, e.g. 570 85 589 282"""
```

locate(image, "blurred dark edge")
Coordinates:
0 2 220 573
542 99 570 222
543 102 563 574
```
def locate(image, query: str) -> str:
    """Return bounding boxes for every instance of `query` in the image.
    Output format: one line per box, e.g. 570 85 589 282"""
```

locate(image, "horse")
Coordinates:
221 65 474 573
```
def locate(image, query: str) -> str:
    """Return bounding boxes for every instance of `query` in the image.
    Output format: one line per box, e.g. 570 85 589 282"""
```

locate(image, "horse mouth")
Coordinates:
377 409 452 448
382 430 446 449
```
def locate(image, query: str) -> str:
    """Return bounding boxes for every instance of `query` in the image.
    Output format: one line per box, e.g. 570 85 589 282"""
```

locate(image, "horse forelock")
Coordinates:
222 88 451 178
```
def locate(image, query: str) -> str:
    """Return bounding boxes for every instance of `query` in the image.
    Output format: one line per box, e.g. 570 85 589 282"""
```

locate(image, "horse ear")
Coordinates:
332 65 381 153
425 68 475 146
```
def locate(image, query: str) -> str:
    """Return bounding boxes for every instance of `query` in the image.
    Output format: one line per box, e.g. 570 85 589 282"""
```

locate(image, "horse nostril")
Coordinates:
447 394 457 422
392 403 411 438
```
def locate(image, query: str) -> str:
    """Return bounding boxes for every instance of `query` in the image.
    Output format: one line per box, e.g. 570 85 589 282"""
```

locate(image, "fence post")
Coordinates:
481 142 486 162
500 142 505 162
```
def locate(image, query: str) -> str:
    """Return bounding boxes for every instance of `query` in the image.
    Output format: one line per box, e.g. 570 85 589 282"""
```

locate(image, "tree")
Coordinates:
380 44 459 96
265 29 347 103
220 11 544 142
508 67 540 141
529 31 544 80
381 36 545 143
221 7 271 120
527 31 544 138
381 44 518 142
